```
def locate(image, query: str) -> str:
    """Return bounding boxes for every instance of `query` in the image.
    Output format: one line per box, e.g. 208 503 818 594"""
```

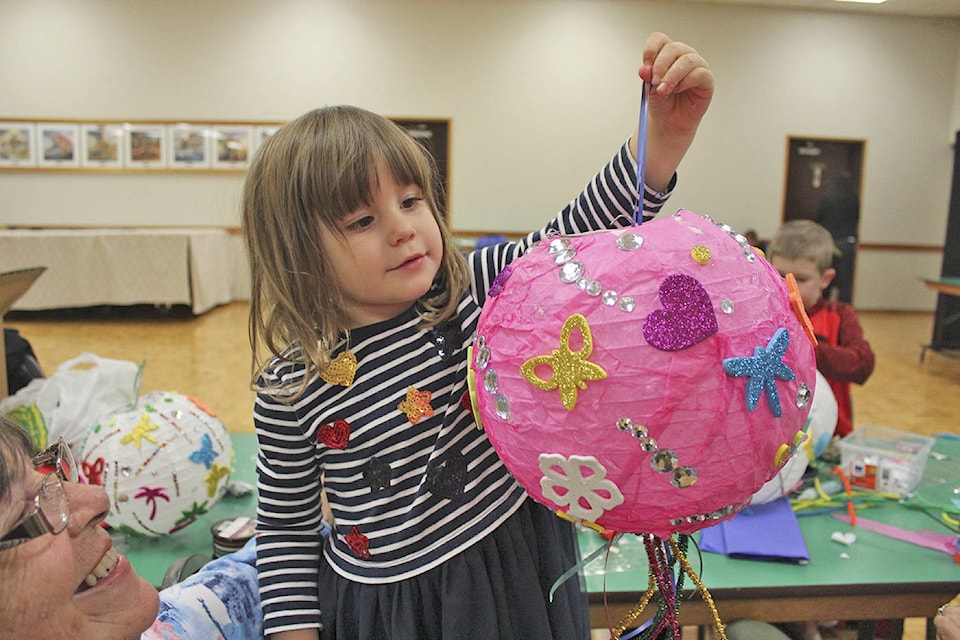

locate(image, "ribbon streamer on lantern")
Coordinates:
633 81 650 225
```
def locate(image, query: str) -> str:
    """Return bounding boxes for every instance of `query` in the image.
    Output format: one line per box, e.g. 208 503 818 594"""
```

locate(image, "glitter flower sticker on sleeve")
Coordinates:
538 453 624 522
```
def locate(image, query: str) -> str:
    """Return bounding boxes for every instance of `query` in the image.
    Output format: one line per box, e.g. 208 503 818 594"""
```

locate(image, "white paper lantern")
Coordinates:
79 391 233 536
806 370 838 459
750 371 838 505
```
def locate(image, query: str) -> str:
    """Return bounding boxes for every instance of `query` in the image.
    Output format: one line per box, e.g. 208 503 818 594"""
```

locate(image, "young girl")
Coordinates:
243 32 713 640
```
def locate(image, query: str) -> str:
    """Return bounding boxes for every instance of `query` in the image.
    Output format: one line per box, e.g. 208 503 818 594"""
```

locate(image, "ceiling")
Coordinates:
675 0 960 18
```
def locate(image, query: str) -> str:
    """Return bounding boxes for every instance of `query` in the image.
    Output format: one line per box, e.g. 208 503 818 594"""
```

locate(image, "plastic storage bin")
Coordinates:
838 425 935 496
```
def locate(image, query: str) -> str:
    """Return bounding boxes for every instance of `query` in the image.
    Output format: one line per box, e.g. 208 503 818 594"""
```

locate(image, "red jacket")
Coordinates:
807 299 875 437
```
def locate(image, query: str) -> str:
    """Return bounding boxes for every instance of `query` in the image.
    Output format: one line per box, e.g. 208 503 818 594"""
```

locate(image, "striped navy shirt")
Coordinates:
255 142 673 634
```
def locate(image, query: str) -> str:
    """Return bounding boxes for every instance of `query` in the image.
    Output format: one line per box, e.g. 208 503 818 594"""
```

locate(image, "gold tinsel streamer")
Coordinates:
669 537 727 640
611 572 657 640
609 538 728 640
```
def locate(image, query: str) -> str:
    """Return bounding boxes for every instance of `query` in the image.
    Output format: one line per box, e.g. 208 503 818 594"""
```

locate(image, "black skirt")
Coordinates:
317 498 590 640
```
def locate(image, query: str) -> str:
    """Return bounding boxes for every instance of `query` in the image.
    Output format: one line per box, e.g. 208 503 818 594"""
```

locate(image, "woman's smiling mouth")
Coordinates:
76 545 119 593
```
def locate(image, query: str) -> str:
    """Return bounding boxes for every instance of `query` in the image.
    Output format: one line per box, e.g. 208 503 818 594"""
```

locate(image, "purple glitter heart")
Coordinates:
643 274 718 351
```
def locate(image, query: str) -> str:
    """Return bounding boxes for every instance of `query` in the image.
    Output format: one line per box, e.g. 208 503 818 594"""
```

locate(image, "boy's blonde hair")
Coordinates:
242 105 470 394
766 219 836 273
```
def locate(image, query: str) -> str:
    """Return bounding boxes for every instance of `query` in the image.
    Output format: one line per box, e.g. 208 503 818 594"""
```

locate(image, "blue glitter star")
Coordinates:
722 328 795 417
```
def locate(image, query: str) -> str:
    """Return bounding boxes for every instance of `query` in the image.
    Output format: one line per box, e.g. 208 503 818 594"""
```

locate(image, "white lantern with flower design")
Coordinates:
78 391 233 537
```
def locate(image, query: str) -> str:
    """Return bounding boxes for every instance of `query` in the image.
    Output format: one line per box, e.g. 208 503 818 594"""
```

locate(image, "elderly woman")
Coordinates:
0 417 159 638
0 416 262 640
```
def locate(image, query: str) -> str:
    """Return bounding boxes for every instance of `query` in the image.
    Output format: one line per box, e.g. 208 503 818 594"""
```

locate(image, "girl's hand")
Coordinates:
641 32 714 137
635 32 714 191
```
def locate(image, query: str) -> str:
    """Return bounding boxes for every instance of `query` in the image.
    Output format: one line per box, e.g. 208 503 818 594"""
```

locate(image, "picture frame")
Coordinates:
38 122 80 167
211 125 253 169
254 124 281 151
81 123 125 168
126 123 167 169
0 118 448 176
254 125 279 155
169 124 210 169
0 121 36 167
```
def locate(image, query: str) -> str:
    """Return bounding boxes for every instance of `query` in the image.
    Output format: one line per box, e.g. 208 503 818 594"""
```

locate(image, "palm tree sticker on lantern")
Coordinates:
134 486 170 520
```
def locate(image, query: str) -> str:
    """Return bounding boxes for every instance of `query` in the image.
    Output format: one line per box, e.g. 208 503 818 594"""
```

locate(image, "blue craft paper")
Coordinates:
699 496 810 565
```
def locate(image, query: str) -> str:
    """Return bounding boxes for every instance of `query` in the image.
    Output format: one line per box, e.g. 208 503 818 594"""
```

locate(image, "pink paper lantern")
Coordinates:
469 210 817 538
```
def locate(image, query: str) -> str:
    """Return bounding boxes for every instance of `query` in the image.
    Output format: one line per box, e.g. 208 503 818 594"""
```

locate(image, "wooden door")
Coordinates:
783 137 864 223
783 137 865 302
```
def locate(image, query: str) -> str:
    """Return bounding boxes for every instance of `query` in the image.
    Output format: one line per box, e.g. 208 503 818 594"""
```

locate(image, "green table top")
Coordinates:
119 432 960 594
580 434 960 597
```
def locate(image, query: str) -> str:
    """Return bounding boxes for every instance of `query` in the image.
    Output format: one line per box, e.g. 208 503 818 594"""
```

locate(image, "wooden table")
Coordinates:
925 277 960 298
922 277 960 361
0 227 245 314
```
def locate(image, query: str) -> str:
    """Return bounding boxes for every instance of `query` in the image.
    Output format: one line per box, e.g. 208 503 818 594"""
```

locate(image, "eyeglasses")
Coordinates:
0 438 77 552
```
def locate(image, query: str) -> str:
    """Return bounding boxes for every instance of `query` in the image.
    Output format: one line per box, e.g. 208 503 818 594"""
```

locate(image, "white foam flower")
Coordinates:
539 453 624 522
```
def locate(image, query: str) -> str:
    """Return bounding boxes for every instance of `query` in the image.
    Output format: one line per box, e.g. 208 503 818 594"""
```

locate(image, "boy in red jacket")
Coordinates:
767 219 875 439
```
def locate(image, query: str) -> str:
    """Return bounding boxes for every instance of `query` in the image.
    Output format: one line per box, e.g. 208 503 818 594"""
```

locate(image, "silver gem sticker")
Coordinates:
476 345 491 370
616 417 634 432
547 237 570 254
585 280 602 296
619 297 636 313
651 449 679 473
553 247 577 264
494 393 511 420
671 466 698 488
559 261 584 284
639 436 658 452
796 382 812 408
720 299 734 314
601 290 618 306
616 233 644 251
483 368 499 393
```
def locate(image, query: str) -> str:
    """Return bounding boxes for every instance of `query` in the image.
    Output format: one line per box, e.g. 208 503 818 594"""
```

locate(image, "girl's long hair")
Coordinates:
242 106 469 398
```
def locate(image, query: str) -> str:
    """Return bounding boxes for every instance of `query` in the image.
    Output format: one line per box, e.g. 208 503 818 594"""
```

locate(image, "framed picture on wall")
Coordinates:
0 121 36 167
169 124 210 169
212 125 253 169
126 123 167 169
38 122 80 167
254 125 279 156
81 123 124 168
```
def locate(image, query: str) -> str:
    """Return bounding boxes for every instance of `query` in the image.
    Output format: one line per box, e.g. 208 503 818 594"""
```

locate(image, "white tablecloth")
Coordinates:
0 228 247 314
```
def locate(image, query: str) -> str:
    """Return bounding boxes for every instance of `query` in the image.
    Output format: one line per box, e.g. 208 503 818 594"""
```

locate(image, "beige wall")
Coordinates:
1 0 958 310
